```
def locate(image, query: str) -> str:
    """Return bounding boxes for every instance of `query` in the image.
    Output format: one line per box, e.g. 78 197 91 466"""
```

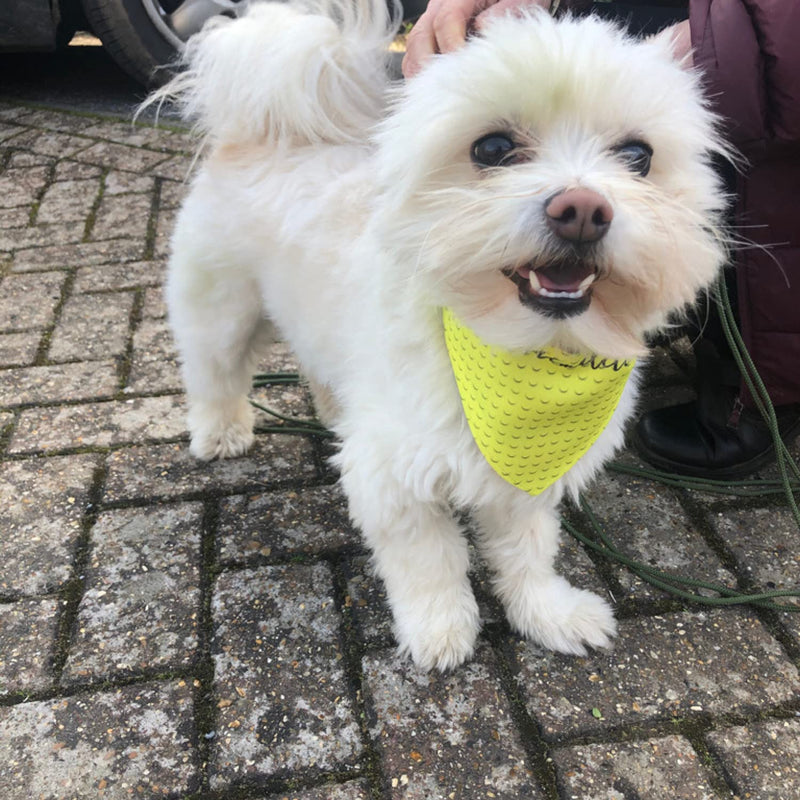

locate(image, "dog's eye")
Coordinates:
613 140 653 176
471 133 519 168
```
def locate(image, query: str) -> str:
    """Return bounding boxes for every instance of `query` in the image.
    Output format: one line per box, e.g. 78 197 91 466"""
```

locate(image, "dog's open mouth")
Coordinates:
508 259 598 318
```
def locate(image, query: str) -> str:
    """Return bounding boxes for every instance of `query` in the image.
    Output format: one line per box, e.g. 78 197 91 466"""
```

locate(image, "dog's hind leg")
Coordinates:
167 255 272 461
473 489 617 655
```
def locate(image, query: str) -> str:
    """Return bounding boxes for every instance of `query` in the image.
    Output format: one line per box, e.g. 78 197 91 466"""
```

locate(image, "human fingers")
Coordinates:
402 0 486 78
475 0 551 29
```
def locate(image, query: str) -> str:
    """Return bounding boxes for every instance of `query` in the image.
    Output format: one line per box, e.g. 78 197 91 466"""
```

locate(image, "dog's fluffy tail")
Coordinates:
149 0 400 148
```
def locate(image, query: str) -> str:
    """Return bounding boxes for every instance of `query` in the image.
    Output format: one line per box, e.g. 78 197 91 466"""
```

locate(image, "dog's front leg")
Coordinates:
473 488 616 655
339 447 481 670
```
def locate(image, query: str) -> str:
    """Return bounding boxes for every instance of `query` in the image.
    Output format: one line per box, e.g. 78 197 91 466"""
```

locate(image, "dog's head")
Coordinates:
373 11 729 359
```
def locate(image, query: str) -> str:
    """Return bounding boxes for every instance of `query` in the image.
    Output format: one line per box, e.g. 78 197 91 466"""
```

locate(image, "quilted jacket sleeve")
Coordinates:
690 0 800 147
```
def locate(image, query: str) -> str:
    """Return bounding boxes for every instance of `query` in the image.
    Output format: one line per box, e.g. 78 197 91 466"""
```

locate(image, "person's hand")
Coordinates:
402 0 552 78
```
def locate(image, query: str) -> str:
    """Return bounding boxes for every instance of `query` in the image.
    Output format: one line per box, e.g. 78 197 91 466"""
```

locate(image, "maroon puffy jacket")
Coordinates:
690 0 800 406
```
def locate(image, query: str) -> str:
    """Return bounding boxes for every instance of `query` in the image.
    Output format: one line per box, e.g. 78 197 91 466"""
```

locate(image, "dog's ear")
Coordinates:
650 20 693 69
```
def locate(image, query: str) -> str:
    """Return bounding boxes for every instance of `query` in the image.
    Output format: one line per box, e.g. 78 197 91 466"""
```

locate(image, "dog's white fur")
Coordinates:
160 0 727 669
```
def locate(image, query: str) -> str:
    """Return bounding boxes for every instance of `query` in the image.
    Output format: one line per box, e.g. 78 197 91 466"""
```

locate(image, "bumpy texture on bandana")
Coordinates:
443 308 635 495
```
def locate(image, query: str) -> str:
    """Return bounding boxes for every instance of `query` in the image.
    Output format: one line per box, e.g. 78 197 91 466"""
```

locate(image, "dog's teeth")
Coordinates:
529 269 595 300
539 288 584 299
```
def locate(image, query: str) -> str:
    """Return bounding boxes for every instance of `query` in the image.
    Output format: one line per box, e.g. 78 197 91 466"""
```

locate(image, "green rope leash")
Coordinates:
250 373 335 438
567 495 800 612
607 461 799 497
715 274 800 521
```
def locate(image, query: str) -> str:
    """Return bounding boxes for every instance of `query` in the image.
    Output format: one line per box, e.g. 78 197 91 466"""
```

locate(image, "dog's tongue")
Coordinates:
535 261 595 292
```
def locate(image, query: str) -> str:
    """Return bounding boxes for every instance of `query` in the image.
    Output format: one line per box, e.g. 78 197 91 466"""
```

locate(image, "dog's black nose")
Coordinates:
545 188 613 243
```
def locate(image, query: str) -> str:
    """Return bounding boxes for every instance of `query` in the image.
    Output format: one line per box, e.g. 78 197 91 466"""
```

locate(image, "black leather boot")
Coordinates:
634 342 800 480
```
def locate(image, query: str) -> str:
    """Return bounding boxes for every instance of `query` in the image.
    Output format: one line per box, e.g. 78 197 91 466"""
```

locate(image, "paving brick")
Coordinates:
9 394 186 454
7 128 91 158
150 156 193 182
53 161 103 181
0 330 41 366
152 129 195 153
104 171 156 195
80 120 186 150
218 485 356 563
580 472 735 602
711 506 800 637
344 555 393 643
209 564 362 788
0 121 24 143
103 436 318 502
0 596 60 696
552 735 720 800
153 206 177 258
13 108 95 133
515 609 800 741
1 206 32 228
5 150 56 169
0 454 98 595
0 271 66 332
363 648 544 799
126 316 182 394
0 360 118 406
641 344 689 383
253 380 316 417
90 192 153 241
263 780 371 800
256 341 302 374
48 291 134 362
554 522 612 596
62 503 202 684
0 103 35 121
0 165 50 208
0 222 84 251
0 681 198 799
142 285 167 318
159 179 189 209
706 719 800 800
0 217 90 250
36 179 100 224
11 240 146 272
73 259 163 292
75 140 170 173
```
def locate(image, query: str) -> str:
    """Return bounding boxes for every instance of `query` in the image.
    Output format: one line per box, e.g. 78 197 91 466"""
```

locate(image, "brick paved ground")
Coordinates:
1 100 799 800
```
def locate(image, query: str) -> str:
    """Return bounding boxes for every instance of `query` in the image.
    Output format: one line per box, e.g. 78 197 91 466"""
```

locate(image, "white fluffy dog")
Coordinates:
161 0 727 669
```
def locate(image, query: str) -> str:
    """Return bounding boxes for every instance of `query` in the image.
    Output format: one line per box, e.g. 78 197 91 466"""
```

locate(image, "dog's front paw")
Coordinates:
394 590 481 671
505 577 617 656
187 398 255 461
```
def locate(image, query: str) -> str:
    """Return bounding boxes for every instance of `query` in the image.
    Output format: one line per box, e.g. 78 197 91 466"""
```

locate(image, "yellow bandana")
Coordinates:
443 308 635 495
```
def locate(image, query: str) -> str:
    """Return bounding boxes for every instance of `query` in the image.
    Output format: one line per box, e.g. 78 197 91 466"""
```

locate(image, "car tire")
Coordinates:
79 0 240 86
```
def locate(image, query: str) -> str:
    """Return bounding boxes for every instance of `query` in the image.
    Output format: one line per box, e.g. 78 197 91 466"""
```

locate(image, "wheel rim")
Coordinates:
140 0 243 49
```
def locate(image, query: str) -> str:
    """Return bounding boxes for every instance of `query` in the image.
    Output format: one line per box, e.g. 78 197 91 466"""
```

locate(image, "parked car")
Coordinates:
1 0 429 87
